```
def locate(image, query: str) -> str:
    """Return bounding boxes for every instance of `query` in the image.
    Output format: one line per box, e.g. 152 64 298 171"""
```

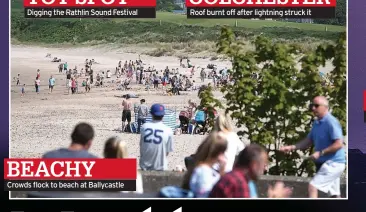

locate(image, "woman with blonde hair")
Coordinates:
213 113 245 173
104 136 143 194
186 99 197 119
181 131 228 198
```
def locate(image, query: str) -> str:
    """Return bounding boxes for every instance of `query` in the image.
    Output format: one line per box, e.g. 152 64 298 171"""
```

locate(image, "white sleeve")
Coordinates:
235 134 245 155
139 126 145 156
135 172 144 194
166 130 173 153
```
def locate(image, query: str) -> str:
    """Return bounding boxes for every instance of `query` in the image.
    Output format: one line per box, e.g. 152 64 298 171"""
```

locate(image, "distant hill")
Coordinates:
11 0 345 55
157 0 183 11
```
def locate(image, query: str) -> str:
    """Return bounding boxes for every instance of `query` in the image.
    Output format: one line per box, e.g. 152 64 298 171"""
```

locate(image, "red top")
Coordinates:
71 80 76 88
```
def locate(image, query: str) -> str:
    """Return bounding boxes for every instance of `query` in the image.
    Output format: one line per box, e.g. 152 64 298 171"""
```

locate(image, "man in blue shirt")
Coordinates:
48 75 55 93
280 96 346 198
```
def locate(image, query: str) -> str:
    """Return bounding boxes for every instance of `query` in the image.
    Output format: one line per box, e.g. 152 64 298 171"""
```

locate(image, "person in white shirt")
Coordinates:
213 113 245 172
182 131 228 198
139 104 174 171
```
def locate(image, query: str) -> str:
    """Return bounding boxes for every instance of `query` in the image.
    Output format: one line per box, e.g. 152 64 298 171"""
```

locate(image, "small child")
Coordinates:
21 84 25 97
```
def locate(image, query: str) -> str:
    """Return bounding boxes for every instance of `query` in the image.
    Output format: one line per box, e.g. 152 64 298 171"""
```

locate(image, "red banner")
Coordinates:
185 0 336 8
24 0 156 7
4 159 137 180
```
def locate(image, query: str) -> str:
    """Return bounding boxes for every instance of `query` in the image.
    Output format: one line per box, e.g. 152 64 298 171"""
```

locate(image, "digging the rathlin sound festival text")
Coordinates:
26 8 139 18
52 8 139 17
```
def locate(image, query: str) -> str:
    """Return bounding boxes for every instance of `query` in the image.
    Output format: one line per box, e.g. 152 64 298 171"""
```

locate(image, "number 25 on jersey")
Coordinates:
143 128 164 144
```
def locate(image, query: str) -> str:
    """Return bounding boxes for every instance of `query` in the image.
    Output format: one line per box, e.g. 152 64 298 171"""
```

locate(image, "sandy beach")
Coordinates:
10 45 233 170
10 45 335 171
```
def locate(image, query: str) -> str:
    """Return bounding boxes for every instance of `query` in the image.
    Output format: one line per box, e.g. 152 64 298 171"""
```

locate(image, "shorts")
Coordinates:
122 110 132 122
49 85 54 89
310 161 345 196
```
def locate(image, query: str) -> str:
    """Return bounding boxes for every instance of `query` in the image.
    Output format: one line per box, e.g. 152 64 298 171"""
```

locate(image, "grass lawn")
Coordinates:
115 12 345 32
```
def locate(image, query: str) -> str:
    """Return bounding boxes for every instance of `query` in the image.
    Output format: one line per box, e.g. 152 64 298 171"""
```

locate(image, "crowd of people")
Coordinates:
14 56 235 97
41 95 346 198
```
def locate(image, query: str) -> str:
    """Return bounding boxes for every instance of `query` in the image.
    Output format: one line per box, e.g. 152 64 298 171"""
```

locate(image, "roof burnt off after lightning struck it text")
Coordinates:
186 0 335 5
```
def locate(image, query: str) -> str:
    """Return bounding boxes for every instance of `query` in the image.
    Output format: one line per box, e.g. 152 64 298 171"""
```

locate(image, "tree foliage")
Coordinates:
313 0 346 26
198 85 224 130
216 27 346 176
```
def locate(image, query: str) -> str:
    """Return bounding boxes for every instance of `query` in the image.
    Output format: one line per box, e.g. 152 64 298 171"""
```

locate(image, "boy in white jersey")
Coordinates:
139 104 173 171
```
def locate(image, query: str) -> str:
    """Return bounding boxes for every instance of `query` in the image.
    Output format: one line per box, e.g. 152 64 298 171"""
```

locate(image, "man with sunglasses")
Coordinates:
280 96 346 198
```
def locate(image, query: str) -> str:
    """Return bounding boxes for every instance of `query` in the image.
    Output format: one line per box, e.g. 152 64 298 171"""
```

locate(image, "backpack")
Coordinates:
124 123 132 133
159 186 194 198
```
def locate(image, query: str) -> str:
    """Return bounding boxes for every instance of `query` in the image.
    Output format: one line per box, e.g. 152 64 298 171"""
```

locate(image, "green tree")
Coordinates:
298 33 346 134
327 33 346 134
313 0 346 26
217 27 346 176
198 85 223 130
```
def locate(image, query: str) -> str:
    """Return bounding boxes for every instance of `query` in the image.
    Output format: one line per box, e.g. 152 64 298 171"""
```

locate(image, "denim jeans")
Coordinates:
137 118 146 133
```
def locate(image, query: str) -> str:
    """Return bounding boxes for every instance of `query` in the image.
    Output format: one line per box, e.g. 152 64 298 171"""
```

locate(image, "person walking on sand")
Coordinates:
121 94 132 133
280 96 346 198
75 77 79 94
37 69 41 79
85 77 91 93
66 70 71 94
63 62 68 73
16 73 20 86
71 77 77 94
48 75 55 94
35 77 40 94
58 63 63 73
200 68 206 82
21 84 25 97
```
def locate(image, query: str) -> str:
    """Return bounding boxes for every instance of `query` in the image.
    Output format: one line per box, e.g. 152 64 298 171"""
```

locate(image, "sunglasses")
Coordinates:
309 103 327 110
310 103 320 108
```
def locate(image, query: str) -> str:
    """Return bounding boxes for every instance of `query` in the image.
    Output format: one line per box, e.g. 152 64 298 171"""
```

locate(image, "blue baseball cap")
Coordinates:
151 104 165 116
